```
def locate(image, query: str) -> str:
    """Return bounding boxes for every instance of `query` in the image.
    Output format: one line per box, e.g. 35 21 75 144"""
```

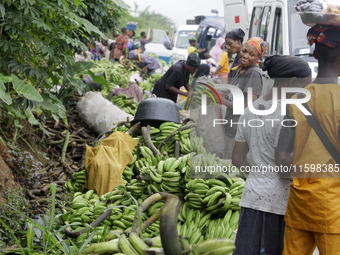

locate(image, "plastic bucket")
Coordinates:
127 24 137 30
132 98 181 128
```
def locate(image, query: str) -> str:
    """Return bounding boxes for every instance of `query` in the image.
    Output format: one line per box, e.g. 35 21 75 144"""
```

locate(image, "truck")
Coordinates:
223 0 320 95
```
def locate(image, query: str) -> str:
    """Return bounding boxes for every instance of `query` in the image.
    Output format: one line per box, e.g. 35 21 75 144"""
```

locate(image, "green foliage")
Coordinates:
119 7 175 39
79 0 129 37
0 187 29 251
0 0 127 138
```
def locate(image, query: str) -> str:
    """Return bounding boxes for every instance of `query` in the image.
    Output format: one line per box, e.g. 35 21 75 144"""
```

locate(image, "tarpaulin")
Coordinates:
85 132 137 196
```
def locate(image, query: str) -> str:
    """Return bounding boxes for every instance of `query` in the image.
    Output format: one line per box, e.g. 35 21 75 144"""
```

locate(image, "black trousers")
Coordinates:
234 207 286 255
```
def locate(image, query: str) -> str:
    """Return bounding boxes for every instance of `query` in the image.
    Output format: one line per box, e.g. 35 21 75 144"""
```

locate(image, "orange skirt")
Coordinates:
218 72 229 79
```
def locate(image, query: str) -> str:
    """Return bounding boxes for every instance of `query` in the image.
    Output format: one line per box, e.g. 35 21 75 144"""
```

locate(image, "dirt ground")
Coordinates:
0 143 20 203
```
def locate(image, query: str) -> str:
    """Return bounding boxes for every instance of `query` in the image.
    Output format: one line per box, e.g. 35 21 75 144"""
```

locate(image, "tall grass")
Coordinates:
0 185 151 254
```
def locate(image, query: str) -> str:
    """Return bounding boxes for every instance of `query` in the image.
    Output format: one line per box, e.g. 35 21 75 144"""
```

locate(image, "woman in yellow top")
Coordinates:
212 42 229 79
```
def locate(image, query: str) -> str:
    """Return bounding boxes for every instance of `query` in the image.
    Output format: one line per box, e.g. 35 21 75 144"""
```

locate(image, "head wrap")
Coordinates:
307 24 340 48
263 55 311 79
225 28 246 43
187 52 201 68
245 37 267 57
209 38 225 63
129 50 140 62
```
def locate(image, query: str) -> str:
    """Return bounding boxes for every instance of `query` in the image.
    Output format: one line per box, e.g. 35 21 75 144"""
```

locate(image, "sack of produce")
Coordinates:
77 92 134 135
296 0 340 26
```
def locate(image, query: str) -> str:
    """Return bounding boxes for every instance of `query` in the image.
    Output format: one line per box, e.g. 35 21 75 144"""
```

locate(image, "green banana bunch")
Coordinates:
114 125 129 133
65 169 86 192
111 95 139 115
192 237 235 255
192 82 219 106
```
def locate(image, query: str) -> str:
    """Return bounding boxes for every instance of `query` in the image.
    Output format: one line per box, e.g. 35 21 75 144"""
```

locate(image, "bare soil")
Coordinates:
0 143 20 203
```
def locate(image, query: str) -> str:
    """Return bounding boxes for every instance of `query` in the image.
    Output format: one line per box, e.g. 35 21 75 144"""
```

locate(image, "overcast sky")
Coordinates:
122 0 226 29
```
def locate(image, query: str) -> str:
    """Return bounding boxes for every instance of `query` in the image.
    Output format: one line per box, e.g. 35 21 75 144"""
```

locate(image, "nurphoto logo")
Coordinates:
201 86 311 116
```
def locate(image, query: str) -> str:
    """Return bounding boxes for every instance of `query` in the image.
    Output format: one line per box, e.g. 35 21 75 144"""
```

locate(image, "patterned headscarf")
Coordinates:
129 50 140 62
245 37 267 57
307 24 340 48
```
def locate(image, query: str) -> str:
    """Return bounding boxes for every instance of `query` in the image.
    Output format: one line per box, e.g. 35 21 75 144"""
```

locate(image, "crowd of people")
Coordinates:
88 22 340 254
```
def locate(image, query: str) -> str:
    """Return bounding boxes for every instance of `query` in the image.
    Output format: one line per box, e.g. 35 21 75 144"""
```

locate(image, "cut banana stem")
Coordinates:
127 122 141 136
160 195 183 255
141 126 161 156
131 192 172 234
174 141 180 159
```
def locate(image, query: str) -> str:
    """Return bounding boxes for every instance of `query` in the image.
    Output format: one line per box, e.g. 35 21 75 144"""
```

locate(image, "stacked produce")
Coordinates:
64 184 162 245
81 58 164 115
61 121 245 254
81 230 235 255
139 73 163 92
111 94 139 115
64 169 86 192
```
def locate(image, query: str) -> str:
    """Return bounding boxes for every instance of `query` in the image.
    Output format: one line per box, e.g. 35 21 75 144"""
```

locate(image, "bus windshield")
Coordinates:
176 30 197 49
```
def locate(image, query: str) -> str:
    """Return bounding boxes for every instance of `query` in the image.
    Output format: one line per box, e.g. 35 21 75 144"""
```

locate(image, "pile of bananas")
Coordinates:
139 155 190 196
105 69 131 89
80 232 159 255
64 169 85 192
81 232 235 255
139 73 163 92
149 122 192 156
111 94 139 115
64 184 161 244
184 178 245 213
192 238 235 255
61 120 247 252
176 208 240 246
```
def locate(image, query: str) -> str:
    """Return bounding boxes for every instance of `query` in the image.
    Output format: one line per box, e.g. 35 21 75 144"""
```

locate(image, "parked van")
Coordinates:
171 25 199 65
144 29 172 65
224 0 319 95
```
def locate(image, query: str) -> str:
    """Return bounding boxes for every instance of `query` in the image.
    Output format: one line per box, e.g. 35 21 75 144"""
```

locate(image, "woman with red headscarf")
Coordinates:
211 37 267 159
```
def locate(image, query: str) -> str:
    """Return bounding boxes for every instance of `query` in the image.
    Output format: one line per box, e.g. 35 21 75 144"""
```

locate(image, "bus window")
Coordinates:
272 7 283 54
258 6 271 41
196 26 206 46
249 7 263 38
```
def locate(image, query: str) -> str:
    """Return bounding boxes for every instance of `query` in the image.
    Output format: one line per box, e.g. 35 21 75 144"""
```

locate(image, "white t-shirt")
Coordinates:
235 97 291 215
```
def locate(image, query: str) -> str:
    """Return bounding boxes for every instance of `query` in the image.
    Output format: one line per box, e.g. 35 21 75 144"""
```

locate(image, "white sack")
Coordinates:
77 92 134 135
